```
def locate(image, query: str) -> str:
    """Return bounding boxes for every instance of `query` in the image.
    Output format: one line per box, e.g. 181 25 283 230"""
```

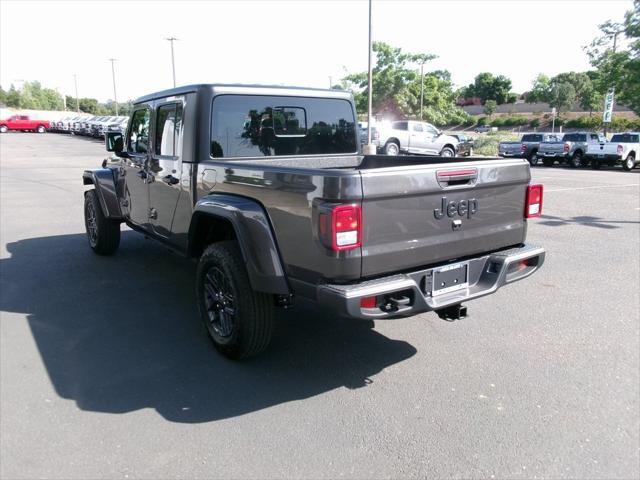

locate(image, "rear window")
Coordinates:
522 134 542 142
611 134 639 143
210 95 357 158
562 133 586 142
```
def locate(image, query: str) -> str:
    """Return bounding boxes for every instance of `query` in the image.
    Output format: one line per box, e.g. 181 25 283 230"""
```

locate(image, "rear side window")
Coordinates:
392 121 408 131
210 95 357 158
611 134 640 143
522 134 542 142
155 103 183 156
413 123 423 132
563 133 586 142
127 108 150 154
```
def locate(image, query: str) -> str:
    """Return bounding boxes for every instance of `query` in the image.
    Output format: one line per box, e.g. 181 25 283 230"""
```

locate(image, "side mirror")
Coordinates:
106 131 124 154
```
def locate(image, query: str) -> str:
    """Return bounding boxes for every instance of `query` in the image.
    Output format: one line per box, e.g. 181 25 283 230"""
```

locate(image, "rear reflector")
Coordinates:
360 296 377 309
525 184 543 218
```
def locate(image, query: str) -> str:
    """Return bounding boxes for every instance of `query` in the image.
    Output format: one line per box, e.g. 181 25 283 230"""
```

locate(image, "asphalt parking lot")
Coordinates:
1 133 638 479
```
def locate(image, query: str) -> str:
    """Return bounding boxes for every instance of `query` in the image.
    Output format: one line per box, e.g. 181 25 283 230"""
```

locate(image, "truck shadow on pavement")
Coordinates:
0 232 416 423
538 214 640 229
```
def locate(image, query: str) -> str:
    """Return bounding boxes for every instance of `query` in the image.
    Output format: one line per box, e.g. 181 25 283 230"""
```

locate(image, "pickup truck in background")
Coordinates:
378 120 459 157
586 132 639 171
0 115 50 133
498 133 562 166
84 84 545 359
538 131 605 168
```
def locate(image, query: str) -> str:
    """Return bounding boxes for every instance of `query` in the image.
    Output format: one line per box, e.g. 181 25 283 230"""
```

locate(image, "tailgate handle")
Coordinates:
437 168 477 187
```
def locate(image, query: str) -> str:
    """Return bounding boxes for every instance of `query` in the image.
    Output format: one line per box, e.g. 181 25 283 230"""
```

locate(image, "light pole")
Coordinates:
165 37 178 87
73 74 80 114
364 0 376 155
329 76 332 89
108 58 119 116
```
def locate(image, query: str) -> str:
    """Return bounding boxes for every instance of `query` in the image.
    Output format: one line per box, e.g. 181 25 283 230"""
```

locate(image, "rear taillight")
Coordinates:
525 184 543 218
319 204 362 251
617 144 623 154
563 143 570 153
521 144 526 153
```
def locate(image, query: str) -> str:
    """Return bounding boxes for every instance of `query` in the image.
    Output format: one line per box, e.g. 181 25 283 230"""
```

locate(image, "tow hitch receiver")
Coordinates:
436 304 468 321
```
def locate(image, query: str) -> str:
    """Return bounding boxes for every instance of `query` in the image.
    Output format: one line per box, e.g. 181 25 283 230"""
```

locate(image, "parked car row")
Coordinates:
499 131 638 171
49 115 129 138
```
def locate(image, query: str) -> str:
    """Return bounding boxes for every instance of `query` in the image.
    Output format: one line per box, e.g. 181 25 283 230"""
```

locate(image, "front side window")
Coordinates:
210 95 356 158
155 103 183 156
424 124 439 135
127 108 150 154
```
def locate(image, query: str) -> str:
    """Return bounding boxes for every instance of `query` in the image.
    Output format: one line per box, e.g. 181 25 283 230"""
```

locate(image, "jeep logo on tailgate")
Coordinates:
434 197 478 219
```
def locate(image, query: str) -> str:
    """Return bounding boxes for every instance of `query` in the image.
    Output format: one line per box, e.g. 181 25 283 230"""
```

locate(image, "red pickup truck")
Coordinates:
0 115 50 133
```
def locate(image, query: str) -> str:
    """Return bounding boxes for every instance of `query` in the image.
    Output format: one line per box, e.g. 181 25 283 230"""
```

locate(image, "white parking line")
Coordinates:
546 183 640 192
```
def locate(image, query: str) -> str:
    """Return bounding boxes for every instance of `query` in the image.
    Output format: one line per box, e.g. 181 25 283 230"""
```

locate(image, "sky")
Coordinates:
0 0 634 103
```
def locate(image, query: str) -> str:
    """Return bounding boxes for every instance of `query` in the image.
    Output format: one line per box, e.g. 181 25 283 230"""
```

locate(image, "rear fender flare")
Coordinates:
82 168 123 220
188 194 289 295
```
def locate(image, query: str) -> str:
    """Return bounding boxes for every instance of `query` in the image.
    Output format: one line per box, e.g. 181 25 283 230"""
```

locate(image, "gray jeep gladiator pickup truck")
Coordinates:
83 84 545 359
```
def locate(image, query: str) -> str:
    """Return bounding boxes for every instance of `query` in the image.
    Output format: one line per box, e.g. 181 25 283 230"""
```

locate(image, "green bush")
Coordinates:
490 116 529 127
473 131 519 156
565 116 601 129
529 119 540 128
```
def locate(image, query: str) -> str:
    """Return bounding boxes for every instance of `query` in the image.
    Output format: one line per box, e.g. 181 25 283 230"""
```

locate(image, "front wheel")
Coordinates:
0 125 7 133
196 242 274 360
36 125 46 133
623 154 636 171
440 147 455 157
384 141 400 156
84 190 120 255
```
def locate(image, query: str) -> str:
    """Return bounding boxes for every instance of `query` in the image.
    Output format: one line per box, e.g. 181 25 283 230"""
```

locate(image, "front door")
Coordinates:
122 107 151 227
408 122 428 154
147 101 184 238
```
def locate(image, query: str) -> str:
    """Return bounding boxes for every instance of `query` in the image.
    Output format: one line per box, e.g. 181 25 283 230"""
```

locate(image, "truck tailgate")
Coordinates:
359 159 530 277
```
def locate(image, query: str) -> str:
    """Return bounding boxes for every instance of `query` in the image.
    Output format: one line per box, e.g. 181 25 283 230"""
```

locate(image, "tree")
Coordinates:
463 72 513 104
343 42 436 114
548 82 577 113
5 84 21 108
526 74 551 103
0 85 6 106
586 0 640 115
483 100 497 117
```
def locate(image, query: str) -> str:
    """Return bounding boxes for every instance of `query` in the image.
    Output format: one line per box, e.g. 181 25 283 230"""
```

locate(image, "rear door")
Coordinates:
360 159 530 277
148 100 184 238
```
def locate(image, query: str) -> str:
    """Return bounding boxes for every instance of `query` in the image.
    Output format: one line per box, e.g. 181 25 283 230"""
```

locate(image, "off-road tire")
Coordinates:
528 150 539 166
196 242 274 360
84 190 120 255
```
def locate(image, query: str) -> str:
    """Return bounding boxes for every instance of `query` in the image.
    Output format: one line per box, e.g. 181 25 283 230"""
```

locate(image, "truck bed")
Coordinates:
199 155 530 287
